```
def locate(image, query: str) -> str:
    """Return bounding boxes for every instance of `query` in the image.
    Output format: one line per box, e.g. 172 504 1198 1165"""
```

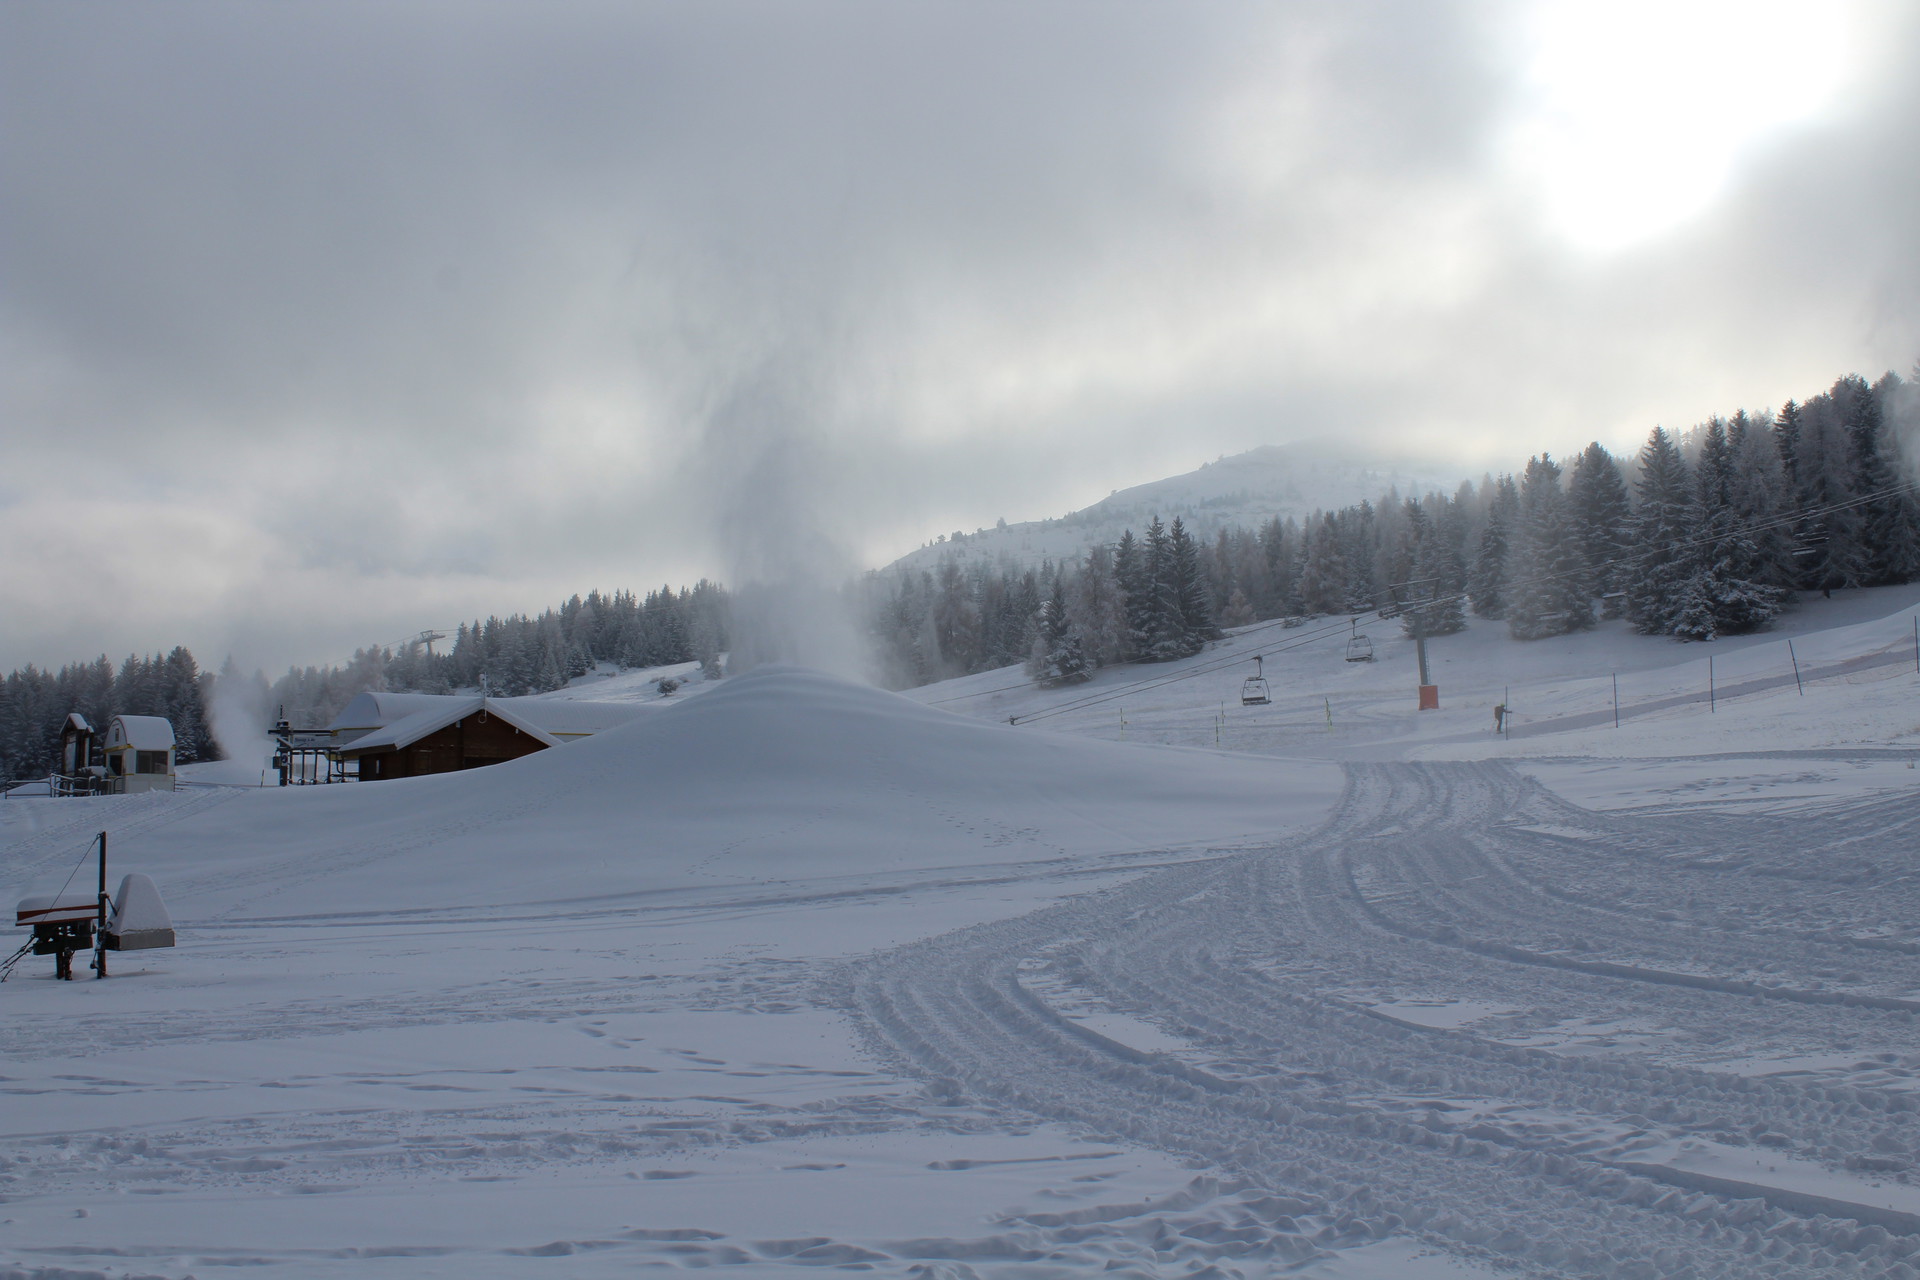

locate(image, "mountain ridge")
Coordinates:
882 440 1466 576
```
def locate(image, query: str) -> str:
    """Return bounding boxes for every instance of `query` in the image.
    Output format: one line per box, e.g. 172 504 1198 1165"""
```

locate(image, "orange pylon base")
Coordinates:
1418 685 1439 710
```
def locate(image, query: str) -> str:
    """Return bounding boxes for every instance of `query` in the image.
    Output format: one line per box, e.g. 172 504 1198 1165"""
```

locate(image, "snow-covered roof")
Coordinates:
329 692 467 737
16 889 99 926
65 712 93 734
329 691 643 741
334 697 564 757
105 715 175 751
496 696 647 737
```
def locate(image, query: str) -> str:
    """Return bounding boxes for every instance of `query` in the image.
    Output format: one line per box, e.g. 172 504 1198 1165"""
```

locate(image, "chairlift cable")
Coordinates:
0 939 33 983
43 833 100 917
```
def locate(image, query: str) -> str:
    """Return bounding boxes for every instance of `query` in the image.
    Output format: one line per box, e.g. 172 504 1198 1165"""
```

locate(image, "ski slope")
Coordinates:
9 591 1920 1277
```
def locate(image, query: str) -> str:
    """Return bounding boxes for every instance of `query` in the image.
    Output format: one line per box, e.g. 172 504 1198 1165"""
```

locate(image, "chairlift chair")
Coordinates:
1241 655 1271 706
1345 625 1374 663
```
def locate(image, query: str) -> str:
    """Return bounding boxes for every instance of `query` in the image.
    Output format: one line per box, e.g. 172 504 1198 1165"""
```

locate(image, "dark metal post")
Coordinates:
1612 673 1619 729
94 830 107 979
1709 656 1715 713
1789 640 1804 695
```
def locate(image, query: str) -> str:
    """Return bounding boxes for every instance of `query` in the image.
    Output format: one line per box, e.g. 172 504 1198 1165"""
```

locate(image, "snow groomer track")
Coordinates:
849 759 1920 1278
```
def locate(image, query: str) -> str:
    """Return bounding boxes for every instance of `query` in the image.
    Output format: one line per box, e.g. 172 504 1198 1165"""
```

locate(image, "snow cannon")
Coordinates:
13 890 99 980
3 831 175 982
104 874 175 952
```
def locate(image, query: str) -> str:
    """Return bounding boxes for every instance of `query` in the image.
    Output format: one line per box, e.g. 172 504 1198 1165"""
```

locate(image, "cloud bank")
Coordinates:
2 0 1915 668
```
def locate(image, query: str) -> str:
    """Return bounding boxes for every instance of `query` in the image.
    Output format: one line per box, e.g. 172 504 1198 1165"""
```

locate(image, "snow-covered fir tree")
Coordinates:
1114 528 1151 661
1028 577 1092 686
1505 455 1593 640
1167 517 1219 652
1847 372 1920 586
1067 543 1130 667
1567 443 1632 618
1626 427 1699 635
1671 417 1785 640
1726 410 1797 591
1403 500 1467 637
1468 476 1516 619
1297 514 1348 615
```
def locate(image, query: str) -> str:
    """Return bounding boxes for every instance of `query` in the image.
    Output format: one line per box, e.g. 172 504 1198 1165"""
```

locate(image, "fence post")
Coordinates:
1709 656 1715 713
1612 673 1619 728
1789 640 1804 695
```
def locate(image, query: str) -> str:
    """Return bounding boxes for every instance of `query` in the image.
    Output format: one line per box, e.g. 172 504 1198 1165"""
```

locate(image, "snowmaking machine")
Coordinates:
6 832 175 981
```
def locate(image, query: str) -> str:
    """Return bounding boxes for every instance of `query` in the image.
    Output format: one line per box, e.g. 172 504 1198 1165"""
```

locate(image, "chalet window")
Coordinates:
136 751 168 774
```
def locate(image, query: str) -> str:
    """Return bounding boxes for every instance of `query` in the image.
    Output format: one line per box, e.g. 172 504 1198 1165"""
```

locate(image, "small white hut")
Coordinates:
102 715 176 794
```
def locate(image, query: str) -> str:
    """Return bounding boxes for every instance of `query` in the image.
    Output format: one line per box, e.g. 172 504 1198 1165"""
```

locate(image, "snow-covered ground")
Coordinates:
10 588 1920 1277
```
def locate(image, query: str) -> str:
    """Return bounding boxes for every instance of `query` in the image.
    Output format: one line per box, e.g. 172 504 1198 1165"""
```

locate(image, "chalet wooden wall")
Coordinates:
358 712 547 780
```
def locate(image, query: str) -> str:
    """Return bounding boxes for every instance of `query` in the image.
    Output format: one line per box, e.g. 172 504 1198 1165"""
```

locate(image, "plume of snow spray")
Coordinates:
208 662 278 782
702 366 866 679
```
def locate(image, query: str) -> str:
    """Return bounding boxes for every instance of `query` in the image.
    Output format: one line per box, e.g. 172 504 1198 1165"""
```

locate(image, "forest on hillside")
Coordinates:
863 369 1920 688
3 367 1915 780
0 583 730 782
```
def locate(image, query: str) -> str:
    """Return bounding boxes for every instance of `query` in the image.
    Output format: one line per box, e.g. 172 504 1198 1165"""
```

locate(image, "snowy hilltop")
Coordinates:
886 440 1463 576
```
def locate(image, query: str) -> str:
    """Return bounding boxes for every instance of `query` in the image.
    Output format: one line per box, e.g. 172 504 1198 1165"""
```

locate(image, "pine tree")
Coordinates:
1567 443 1632 618
1793 387 1868 592
1259 517 1295 616
1849 372 1920 585
1114 529 1150 661
930 559 981 678
1167 517 1218 649
1028 578 1092 686
1139 516 1198 661
1467 477 1516 619
1069 544 1129 667
1774 398 1802 490
1404 504 1466 637
1505 455 1593 640
1727 410 1797 590
1296 515 1347 616
1339 501 1380 611
1676 417 1784 639
1626 428 1698 635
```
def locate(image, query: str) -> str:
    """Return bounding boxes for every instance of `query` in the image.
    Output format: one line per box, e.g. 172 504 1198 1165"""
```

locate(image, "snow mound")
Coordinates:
91 667 1338 920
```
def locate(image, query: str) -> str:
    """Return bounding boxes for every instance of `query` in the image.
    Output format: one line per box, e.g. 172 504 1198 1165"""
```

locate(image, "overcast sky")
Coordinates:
3 0 1916 672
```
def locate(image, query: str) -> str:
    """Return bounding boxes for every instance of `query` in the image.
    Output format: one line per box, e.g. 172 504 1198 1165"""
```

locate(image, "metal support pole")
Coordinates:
93 830 108 980
1503 686 1510 739
1709 656 1715 713
1789 640 1804 695
1612 673 1619 729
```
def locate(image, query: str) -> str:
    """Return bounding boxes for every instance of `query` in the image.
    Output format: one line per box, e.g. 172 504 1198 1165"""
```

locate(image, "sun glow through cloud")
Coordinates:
1511 0 1860 251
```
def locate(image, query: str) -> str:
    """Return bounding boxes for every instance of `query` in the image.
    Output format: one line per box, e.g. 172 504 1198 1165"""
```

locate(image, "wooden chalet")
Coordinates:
332 697 564 781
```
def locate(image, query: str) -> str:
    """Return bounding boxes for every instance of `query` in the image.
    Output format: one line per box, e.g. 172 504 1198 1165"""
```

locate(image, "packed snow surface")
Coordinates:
11 591 1920 1278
